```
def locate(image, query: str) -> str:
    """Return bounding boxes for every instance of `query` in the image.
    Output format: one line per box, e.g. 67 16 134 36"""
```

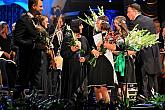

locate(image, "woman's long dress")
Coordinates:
34 26 50 97
60 35 90 100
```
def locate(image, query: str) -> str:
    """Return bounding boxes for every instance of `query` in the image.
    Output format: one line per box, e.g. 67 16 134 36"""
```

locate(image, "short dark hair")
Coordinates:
70 19 82 33
128 3 141 12
100 21 111 32
97 16 109 22
28 0 43 10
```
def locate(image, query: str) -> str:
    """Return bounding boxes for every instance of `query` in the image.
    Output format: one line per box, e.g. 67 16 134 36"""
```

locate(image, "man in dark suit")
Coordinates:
127 3 161 98
13 0 46 96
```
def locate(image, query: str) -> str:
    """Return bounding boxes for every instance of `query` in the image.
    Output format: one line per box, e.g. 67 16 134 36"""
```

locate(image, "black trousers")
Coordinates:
158 75 165 94
48 69 61 97
0 59 17 88
6 61 17 88
136 64 158 98
17 49 48 92
140 68 158 98
0 59 7 85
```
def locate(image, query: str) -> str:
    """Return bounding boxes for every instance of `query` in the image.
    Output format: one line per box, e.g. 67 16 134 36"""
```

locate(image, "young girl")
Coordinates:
89 17 116 103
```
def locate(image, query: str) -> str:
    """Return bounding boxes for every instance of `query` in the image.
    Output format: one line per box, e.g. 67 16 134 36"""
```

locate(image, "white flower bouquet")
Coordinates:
78 6 105 27
125 25 159 51
66 25 82 50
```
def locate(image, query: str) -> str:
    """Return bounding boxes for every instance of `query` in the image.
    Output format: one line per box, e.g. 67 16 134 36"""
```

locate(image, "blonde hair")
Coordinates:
114 16 128 37
36 15 48 26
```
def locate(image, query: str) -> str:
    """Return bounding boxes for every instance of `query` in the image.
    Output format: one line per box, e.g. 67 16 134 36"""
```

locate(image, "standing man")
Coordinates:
127 3 161 98
14 0 46 97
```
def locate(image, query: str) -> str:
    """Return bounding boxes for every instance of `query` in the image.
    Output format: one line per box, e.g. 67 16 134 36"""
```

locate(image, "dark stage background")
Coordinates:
0 0 124 31
0 4 26 32
0 0 165 34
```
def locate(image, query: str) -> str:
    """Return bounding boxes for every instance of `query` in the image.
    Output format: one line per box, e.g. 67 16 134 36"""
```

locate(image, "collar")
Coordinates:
133 13 141 20
27 12 34 18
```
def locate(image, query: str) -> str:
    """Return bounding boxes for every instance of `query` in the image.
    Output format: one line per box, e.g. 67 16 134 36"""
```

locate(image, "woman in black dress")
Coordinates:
0 22 16 86
35 15 51 97
89 18 116 103
113 16 137 100
60 19 90 100
113 16 136 83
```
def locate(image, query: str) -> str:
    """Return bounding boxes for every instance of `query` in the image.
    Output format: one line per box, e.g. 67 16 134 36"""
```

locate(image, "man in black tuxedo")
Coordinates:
13 0 46 96
127 3 161 98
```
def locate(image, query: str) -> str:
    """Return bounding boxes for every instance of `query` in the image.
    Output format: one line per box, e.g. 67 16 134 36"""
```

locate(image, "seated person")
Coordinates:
0 22 16 88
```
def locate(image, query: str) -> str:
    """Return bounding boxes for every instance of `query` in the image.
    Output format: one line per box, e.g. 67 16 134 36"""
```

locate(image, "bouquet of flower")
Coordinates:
78 6 105 27
88 33 109 67
65 25 82 49
125 25 159 51
88 55 97 67
88 44 106 67
32 24 51 51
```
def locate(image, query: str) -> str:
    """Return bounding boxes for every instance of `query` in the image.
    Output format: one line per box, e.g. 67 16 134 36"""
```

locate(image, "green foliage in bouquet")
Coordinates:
99 44 107 56
66 25 84 53
66 25 77 46
34 25 50 46
125 25 159 51
69 38 77 46
78 6 105 27
88 55 97 67
88 44 106 67
79 48 85 55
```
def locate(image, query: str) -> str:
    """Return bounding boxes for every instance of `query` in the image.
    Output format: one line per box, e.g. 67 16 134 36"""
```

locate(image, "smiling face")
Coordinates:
42 17 49 29
32 0 43 15
57 16 64 29
1 23 9 34
95 19 101 32
114 19 121 31
162 27 165 37
3 25 8 34
154 22 161 34
127 7 137 20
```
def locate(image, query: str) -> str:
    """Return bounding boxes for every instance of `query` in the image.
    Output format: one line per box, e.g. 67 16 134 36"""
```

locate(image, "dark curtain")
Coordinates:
158 0 165 23
0 3 27 31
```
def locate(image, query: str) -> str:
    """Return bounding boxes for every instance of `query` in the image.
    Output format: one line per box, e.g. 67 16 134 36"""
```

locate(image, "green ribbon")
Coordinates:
115 52 125 76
